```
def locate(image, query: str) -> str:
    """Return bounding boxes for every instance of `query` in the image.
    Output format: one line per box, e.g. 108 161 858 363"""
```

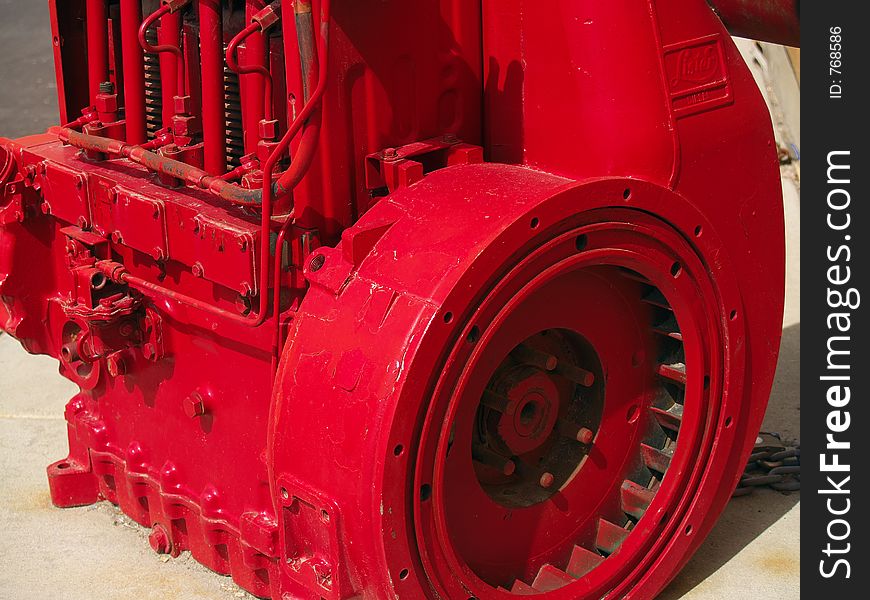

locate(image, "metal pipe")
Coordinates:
139 4 186 125
708 0 800 47
227 22 274 122
57 128 268 204
120 0 147 144
86 0 110 102
199 0 227 174
242 1 268 152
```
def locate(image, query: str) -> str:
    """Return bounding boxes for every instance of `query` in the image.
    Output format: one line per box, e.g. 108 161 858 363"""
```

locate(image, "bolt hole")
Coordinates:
575 234 588 251
729 309 738 321
694 225 703 237
309 254 326 273
467 325 481 344
530 217 540 229
626 404 640 423
280 487 289 500
56 462 69 470
519 402 539 425
724 416 733 428
393 444 404 457
443 312 453 324
623 188 632 200
420 484 432 502
91 273 107 290
399 569 409 580
685 524 694 535
670 262 682 277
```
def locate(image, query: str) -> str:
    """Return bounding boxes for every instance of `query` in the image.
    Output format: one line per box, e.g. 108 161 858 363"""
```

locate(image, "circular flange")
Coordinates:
273 165 771 600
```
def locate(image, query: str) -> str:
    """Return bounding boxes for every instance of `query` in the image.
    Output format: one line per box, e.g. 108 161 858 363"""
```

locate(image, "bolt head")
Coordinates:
148 527 171 555
191 262 204 278
183 393 206 418
539 472 555 489
577 427 595 445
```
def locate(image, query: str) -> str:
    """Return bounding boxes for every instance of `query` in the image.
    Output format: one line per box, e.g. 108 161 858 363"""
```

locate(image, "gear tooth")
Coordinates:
641 287 672 309
567 545 605 578
650 403 683 432
509 579 538 594
595 517 630 555
531 564 575 592
620 479 656 520
641 442 674 474
657 362 687 385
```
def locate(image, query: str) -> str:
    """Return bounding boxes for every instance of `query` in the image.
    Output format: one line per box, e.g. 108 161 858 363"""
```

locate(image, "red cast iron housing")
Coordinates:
0 0 797 598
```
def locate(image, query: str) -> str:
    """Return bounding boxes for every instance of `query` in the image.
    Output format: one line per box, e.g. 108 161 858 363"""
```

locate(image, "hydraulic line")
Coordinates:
226 1 282 142
138 1 188 116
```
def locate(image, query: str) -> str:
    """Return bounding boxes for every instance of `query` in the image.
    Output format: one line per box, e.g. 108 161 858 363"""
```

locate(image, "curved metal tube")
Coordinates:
227 22 276 122
138 4 187 98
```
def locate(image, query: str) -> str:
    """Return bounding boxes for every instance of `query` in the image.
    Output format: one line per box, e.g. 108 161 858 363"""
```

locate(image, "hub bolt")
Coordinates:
539 472 555 489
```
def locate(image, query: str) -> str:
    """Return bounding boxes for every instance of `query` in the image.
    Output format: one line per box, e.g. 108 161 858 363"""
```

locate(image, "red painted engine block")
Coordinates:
0 1 796 598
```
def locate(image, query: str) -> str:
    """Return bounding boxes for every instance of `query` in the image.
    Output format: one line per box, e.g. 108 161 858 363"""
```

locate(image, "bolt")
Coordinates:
24 164 36 182
152 247 166 261
182 392 205 418
99 81 115 95
539 472 555 489
382 147 398 161
110 231 122 244
148 525 171 555
77 216 89 229
191 262 204 278
40 202 51 215
577 427 595 445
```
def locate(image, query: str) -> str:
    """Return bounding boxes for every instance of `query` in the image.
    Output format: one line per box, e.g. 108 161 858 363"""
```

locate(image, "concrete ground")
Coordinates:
0 4 800 598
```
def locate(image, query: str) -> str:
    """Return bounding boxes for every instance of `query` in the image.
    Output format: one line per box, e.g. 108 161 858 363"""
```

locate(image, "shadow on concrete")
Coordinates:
660 322 800 598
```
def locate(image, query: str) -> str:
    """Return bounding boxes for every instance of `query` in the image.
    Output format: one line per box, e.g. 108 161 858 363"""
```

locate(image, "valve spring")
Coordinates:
223 45 244 169
143 28 163 139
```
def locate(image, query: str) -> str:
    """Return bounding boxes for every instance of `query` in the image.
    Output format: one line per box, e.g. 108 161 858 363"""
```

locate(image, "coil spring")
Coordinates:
224 45 244 169
143 28 163 139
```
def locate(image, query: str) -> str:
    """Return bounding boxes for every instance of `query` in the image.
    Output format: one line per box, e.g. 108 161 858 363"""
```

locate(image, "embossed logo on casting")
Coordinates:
670 46 719 87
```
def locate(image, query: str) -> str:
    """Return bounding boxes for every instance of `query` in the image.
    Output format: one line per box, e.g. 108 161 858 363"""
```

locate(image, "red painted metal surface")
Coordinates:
0 1 792 598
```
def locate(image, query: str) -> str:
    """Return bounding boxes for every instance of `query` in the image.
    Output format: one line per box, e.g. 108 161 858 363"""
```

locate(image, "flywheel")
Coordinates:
270 163 782 599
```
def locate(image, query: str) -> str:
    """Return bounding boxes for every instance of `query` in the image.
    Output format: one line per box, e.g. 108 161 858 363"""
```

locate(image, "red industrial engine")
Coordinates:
0 0 798 598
